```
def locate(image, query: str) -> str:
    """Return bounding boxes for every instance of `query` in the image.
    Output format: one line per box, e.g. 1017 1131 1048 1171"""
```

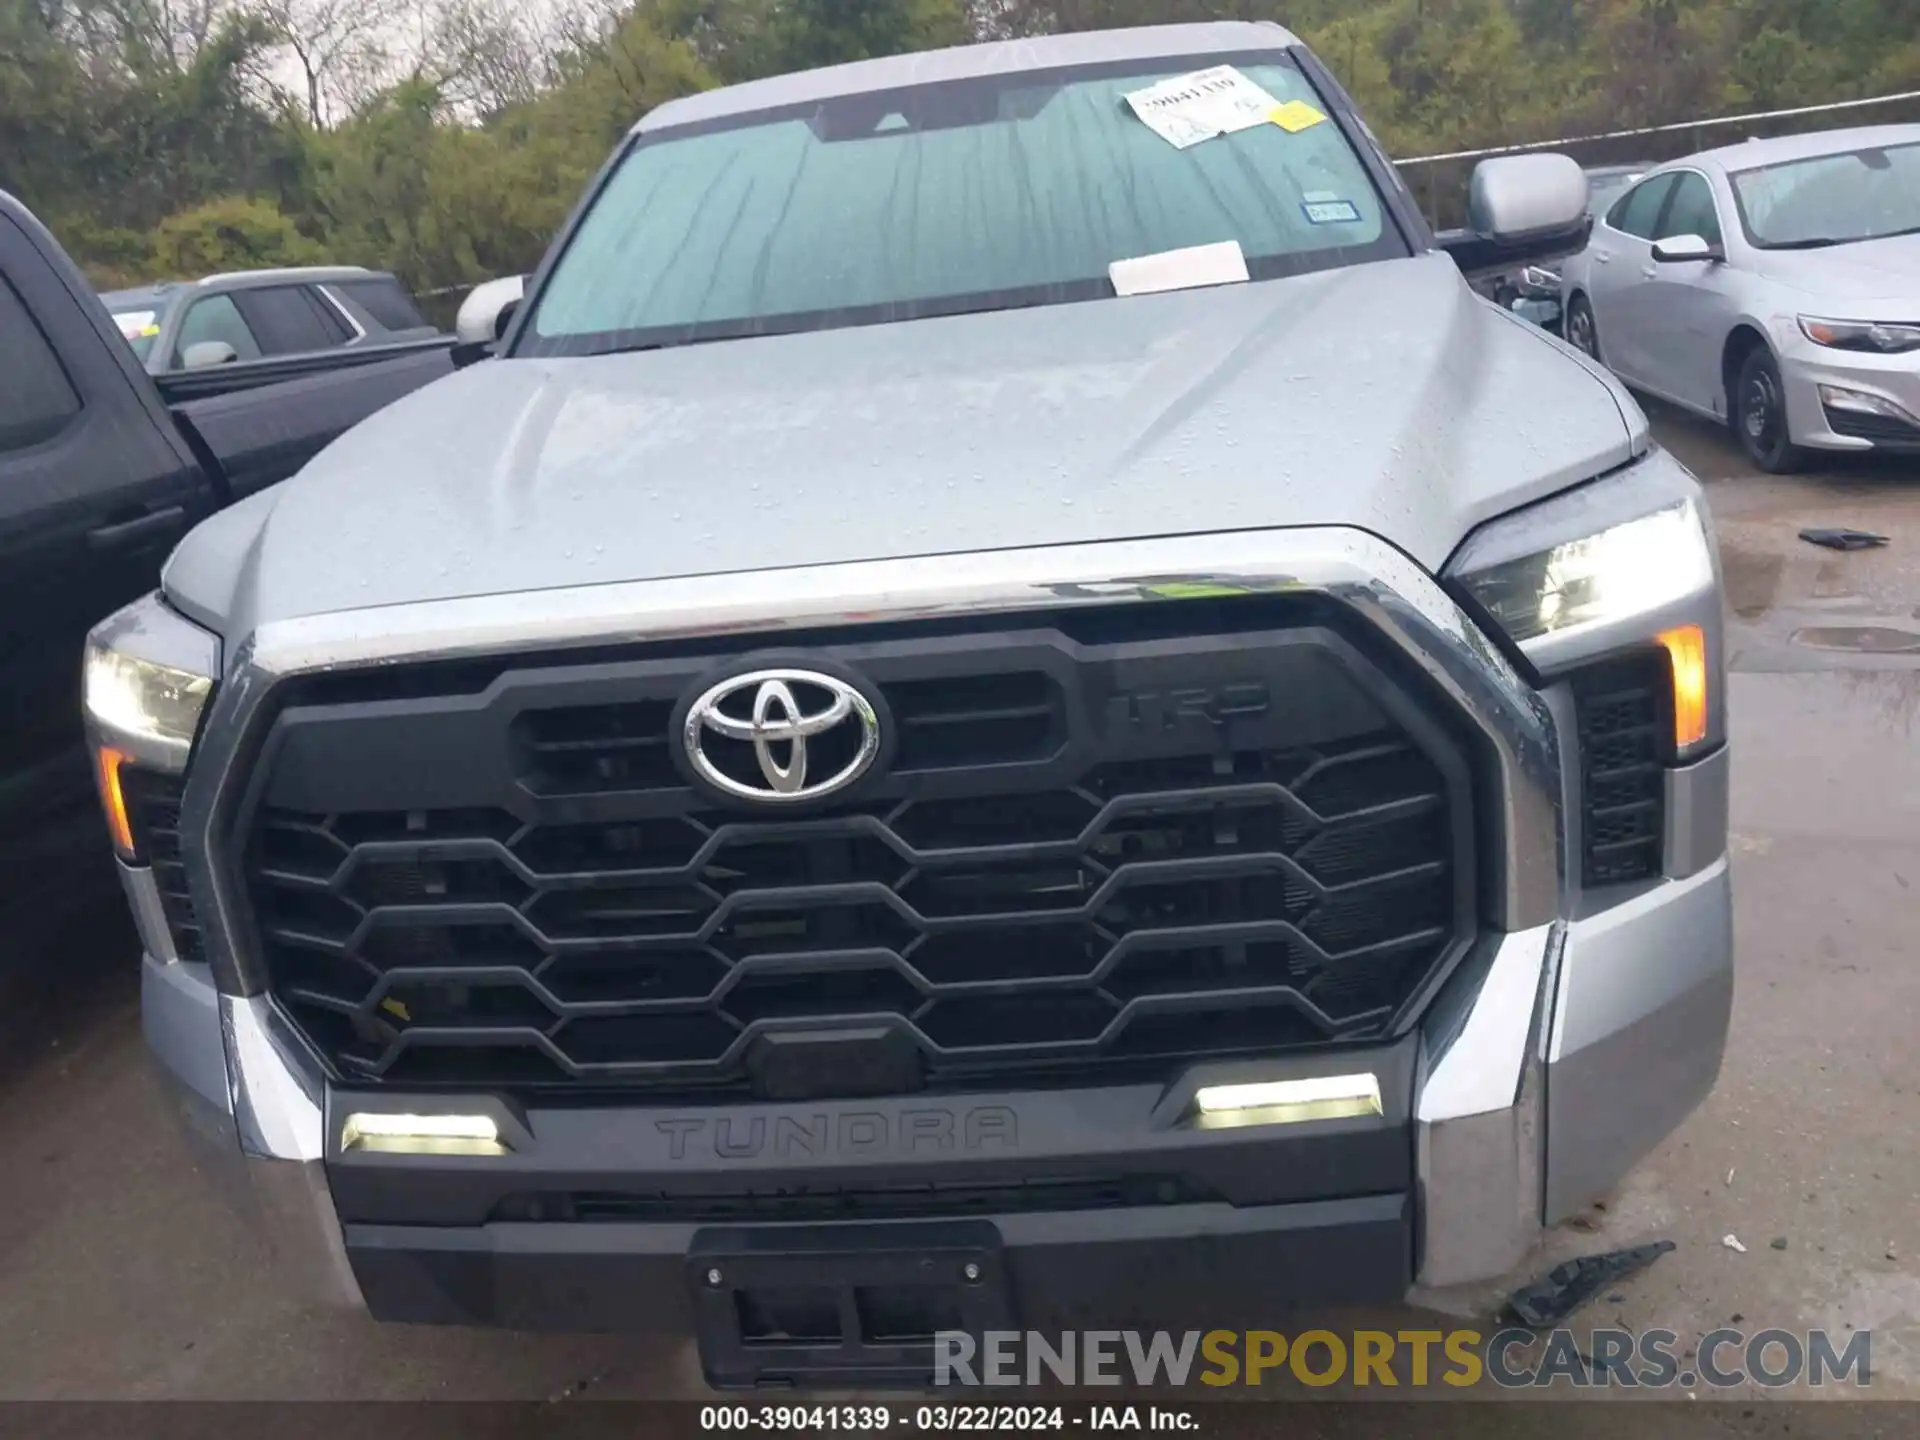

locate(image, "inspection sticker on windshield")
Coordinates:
115 310 158 338
1124 65 1285 149
1301 192 1362 225
1269 99 1327 133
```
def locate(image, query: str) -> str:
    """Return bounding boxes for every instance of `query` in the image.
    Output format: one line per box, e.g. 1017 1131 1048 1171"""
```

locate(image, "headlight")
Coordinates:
83 647 214 766
1798 316 1920 353
1519 265 1560 295
83 594 220 857
1449 497 1713 646
1446 449 1720 753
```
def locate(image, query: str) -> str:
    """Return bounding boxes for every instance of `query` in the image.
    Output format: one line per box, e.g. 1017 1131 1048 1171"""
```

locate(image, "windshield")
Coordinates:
1586 171 1641 219
1730 140 1920 249
107 299 171 361
522 51 1404 356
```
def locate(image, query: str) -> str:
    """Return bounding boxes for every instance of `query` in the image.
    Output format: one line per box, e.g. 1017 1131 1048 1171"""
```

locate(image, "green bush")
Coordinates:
151 196 327 278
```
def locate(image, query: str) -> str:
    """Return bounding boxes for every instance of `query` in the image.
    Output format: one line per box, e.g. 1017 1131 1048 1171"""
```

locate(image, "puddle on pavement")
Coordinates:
1721 548 1785 619
1792 626 1920 654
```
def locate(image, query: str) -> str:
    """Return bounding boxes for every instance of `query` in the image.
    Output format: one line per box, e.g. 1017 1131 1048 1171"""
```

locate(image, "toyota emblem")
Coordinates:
681 668 884 803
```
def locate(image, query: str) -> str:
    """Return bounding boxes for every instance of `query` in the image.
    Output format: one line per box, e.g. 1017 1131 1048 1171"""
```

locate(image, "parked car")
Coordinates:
1561 124 1920 471
1490 162 1650 329
102 267 439 375
0 191 458 836
93 21 1731 1387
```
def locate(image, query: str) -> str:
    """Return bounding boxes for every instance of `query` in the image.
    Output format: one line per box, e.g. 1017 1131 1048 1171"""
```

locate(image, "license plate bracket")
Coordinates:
688 1221 1012 1389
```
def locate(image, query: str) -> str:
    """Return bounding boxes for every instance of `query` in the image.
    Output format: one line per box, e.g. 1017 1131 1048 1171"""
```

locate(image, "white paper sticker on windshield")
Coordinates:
115 310 158 338
1124 65 1284 150
1109 240 1250 297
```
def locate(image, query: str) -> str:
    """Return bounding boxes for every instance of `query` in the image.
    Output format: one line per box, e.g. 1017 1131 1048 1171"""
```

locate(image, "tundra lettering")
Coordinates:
653 1108 1019 1160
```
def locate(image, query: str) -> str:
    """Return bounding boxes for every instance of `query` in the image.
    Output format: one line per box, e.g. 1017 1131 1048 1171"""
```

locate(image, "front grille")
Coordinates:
1823 403 1920 445
494 1174 1221 1225
1571 654 1669 887
237 609 1475 1095
122 769 205 964
520 670 1062 794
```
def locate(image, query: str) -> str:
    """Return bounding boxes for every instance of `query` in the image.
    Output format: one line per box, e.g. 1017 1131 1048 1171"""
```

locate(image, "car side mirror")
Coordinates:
1469 153 1590 240
1652 234 1724 264
180 340 238 370
455 275 527 346
1438 153 1593 280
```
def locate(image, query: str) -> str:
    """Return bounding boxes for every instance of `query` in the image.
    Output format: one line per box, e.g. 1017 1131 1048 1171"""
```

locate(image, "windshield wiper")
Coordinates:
595 332 740 357
1765 224 1920 250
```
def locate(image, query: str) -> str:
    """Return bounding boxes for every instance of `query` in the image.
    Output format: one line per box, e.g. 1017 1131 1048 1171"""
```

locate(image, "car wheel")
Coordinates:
1731 347 1806 474
1565 295 1602 362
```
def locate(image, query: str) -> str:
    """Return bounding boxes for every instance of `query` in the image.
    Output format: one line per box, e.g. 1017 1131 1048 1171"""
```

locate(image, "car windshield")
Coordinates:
1730 139 1920 249
522 50 1404 356
106 296 173 361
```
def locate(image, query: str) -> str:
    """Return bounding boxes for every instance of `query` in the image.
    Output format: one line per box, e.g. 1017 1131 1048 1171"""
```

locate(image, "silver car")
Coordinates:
1560 124 1920 472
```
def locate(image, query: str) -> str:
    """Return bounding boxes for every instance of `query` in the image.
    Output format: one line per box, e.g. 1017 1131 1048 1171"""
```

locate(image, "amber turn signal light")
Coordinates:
1656 624 1709 752
94 746 138 859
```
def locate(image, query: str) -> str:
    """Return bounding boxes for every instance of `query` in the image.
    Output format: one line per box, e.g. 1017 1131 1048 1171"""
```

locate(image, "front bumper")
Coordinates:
133 521 1732 1338
143 855 1731 1329
1776 331 1920 452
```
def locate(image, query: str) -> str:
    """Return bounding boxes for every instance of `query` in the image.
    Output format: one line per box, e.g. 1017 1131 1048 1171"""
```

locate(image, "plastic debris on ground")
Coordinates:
1723 1234 1748 1254
1799 528 1890 551
1503 1240 1677 1328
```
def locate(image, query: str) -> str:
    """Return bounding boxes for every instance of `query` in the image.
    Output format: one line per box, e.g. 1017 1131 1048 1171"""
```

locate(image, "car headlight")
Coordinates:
83 593 220 857
1446 448 1720 752
84 648 213 764
1798 316 1920 353
1451 498 1710 645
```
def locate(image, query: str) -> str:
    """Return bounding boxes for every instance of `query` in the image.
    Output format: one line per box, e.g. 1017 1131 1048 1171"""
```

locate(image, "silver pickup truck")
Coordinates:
87 21 1731 1389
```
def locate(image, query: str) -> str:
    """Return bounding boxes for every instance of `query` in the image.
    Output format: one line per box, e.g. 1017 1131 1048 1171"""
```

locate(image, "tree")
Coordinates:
256 0 404 124
7 0 1920 295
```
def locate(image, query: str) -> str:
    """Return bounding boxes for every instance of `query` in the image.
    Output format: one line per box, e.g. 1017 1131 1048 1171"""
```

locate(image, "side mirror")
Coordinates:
1439 152 1594 281
1468 153 1589 240
1652 234 1724 264
180 340 238 370
455 275 527 345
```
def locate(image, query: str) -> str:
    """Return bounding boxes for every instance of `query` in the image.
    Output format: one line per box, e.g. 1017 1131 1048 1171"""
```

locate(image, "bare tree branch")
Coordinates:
256 0 404 123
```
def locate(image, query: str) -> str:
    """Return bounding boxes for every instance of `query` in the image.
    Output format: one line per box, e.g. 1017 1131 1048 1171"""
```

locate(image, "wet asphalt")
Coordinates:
0 401 1916 1409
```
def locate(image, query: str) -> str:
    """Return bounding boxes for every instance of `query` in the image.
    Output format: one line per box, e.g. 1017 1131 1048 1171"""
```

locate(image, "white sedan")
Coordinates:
1560 124 1920 472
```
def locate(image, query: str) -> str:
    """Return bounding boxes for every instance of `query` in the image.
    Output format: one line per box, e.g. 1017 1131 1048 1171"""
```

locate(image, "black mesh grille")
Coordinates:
1572 654 1668 887
519 673 1061 794
123 769 205 964
1822 404 1920 445
236 615 1475 1095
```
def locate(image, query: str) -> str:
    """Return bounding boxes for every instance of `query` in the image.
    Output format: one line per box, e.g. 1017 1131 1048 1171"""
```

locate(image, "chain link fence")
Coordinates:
414 283 473 334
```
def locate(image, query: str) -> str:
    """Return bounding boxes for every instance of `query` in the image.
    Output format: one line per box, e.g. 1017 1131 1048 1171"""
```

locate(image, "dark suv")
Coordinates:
102 267 437 374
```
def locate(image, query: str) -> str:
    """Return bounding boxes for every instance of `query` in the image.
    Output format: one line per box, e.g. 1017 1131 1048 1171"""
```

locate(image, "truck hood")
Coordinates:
169 252 1643 639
